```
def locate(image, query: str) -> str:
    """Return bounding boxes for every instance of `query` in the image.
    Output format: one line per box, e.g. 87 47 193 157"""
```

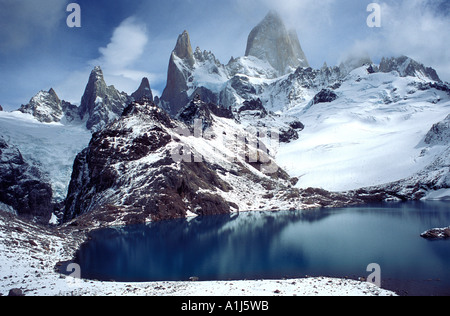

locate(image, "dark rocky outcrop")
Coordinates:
177 95 234 129
8 288 24 297
63 99 235 225
238 99 268 118
312 89 338 105
421 227 450 239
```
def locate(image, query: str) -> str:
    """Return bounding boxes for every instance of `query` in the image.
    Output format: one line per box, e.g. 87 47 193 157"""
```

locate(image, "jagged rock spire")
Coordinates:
132 77 153 102
160 31 194 116
173 30 195 67
245 11 309 75
79 66 108 120
79 66 130 131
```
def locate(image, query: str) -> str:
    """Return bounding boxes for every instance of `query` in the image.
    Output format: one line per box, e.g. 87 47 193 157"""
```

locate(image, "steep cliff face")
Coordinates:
160 31 194 116
245 11 309 75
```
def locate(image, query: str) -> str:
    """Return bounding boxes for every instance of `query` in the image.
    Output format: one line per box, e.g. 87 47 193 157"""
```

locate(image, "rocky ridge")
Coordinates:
62 97 361 227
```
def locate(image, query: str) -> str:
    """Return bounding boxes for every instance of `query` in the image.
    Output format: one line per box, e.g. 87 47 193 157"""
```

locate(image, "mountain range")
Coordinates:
0 11 449 226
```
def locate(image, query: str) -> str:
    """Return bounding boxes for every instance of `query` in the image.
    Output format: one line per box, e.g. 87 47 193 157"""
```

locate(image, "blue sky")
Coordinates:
0 0 449 111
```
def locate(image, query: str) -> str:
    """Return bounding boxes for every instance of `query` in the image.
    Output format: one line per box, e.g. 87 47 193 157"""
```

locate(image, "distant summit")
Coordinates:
379 56 441 82
18 88 78 123
131 77 153 102
245 11 309 75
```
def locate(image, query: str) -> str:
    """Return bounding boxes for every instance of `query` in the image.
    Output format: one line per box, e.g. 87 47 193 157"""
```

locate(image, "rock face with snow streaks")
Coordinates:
0 137 53 224
378 56 441 82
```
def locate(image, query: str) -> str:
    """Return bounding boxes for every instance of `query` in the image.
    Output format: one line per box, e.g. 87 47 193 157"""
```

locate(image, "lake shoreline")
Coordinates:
0 210 396 296
3 202 450 296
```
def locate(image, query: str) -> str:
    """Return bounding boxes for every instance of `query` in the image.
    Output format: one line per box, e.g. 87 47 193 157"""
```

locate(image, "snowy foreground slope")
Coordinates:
0 211 395 296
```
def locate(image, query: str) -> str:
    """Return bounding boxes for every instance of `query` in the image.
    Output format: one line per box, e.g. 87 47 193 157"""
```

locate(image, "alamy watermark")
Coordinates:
66 3 81 28
65 263 82 288
367 3 382 28
366 263 381 287
67 3 381 29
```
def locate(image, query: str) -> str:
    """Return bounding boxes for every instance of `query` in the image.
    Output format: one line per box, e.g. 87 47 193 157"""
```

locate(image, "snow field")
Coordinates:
277 69 450 191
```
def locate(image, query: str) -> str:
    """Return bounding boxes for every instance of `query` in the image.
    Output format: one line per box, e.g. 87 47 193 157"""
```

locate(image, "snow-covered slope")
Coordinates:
277 67 450 194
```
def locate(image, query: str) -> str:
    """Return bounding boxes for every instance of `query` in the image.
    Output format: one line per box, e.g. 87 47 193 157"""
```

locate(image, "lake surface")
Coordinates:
74 202 450 295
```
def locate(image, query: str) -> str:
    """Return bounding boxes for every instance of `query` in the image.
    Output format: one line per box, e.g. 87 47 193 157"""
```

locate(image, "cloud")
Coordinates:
90 16 158 94
0 0 69 52
94 17 148 70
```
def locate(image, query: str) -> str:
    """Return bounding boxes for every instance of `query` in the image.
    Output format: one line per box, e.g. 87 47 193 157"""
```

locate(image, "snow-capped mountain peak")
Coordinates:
17 87 80 124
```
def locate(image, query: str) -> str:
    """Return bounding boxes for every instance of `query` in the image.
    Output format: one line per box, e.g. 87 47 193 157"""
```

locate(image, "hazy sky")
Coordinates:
0 0 449 111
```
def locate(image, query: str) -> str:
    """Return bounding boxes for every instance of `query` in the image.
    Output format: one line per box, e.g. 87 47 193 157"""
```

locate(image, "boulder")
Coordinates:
421 227 450 239
8 288 24 296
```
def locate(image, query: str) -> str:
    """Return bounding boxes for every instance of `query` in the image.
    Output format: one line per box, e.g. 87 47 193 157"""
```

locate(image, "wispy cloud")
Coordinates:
94 17 148 71
89 16 159 94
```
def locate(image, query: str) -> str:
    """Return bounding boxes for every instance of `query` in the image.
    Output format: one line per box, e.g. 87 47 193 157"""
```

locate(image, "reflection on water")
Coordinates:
74 201 450 295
